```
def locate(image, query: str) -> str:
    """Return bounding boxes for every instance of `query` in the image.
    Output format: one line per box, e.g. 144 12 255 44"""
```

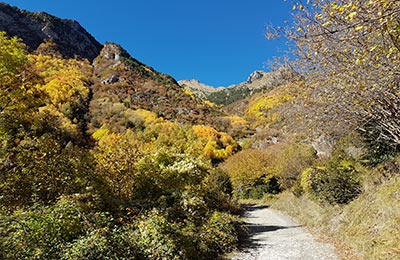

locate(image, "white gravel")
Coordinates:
229 205 339 260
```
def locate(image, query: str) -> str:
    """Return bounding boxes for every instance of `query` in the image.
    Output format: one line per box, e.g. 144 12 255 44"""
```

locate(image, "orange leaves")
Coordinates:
192 125 219 140
192 125 238 162
292 4 304 11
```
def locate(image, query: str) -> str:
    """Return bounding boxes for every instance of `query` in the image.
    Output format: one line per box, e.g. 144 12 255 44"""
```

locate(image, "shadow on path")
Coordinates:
237 204 301 250
242 204 269 212
247 224 292 233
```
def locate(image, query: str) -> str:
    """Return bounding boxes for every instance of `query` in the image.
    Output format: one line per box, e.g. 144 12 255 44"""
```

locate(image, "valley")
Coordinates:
0 1 399 260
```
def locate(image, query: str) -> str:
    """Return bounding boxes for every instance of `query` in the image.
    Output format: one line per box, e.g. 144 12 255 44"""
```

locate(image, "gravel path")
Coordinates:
229 205 339 260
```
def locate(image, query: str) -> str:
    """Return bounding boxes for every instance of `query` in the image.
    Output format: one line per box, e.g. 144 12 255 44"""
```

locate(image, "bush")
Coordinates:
0 195 112 260
61 228 141 260
237 176 281 199
200 169 240 214
134 210 189 260
359 122 400 166
200 211 239 255
221 149 271 192
301 160 362 204
133 207 240 260
222 143 315 197
0 135 95 208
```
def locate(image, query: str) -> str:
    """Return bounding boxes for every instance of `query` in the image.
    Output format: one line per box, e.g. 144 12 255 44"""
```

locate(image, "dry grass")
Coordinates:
267 175 400 260
336 177 400 259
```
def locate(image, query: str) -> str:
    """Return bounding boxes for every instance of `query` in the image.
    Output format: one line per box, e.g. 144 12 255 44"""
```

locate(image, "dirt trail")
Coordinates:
229 205 339 260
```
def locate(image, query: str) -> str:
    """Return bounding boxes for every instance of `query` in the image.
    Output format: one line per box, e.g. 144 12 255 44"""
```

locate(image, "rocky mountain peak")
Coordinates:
178 79 220 99
0 2 102 61
181 67 297 106
247 70 265 83
99 43 125 61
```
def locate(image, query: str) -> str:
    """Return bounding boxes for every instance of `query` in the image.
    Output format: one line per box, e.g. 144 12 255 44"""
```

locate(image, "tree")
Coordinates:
30 55 92 142
269 0 400 147
0 32 45 147
192 125 238 164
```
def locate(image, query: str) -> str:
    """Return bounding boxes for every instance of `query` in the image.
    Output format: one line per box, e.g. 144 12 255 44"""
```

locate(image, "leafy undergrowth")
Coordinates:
267 175 400 260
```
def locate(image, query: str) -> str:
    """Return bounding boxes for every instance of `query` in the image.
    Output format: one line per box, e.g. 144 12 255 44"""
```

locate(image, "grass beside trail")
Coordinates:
266 176 400 260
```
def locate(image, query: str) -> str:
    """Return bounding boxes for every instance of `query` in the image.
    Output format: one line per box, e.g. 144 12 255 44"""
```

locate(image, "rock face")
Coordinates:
0 3 102 61
180 67 294 106
247 70 264 83
178 79 222 99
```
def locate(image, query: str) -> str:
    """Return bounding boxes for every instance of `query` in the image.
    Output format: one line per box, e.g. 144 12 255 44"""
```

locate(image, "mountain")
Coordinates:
90 43 218 131
179 67 299 106
0 2 220 131
177 79 224 99
0 2 102 61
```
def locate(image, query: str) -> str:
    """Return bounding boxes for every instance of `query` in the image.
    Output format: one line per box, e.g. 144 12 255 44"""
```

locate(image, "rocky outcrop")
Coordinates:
0 3 102 61
247 70 264 83
184 67 294 106
178 79 223 99
90 43 221 129
101 75 125 84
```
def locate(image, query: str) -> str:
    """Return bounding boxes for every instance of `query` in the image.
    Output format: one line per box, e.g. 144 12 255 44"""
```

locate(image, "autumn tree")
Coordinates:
192 125 238 164
30 55 93 143
0 32 45 147
0 33 95 207
269 0 400 147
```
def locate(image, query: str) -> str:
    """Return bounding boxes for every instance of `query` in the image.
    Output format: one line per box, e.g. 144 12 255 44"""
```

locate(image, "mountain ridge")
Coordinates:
178 67 297 106
0 2 102 61
0 2 221 130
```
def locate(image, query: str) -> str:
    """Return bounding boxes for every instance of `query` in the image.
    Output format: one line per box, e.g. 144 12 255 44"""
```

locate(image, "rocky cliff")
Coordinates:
179 67 297 106
0 2 102 61
178 79 224 99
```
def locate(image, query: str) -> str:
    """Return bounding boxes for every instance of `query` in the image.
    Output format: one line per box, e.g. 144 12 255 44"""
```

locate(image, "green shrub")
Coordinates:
200 169 240 214
61 228 141 260
301 161 362 204
200 211 239 255
0 195 112 260
246 185 271 199
134 210 185 260
237 176 281 199
361 123 399 166
133 208 240 260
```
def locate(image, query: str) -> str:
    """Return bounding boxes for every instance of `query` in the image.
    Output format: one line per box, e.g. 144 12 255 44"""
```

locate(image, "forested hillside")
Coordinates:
1 1 399 260
0 29 245 259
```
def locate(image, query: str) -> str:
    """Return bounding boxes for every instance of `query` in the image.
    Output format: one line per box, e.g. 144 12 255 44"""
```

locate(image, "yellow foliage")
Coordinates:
38 105 79 136
227 116 248 128
192 125 238 161
132 109 160 125
30 55 90 105
204 100 219 108
246 94 293 120
92 128 110 141
93 131 146 200
203 140 217 159
184 88 194 97
0 32 28 82
223 142 315 191
221 149 270 189
0 32 43 120
192 125 219 140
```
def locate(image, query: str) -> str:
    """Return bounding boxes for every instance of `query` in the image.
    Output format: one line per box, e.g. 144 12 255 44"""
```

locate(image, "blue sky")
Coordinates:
3 0 293 86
